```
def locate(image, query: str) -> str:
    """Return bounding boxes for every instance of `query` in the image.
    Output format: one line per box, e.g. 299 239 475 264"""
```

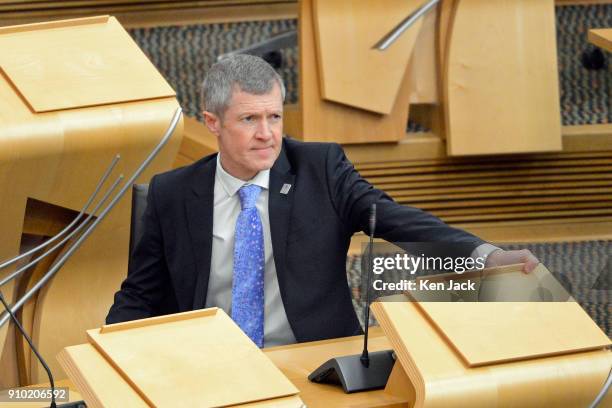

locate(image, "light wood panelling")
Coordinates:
263 328 409 408
0 1 298 27
408 194 612 211
416 277 610 366
351 139 612 239
313 0 422 114
353 149 612 224
433 0 455 140
367 166 612 184
1 0 605 28
15 237 62 386
408 7 438 104
58 344 149 408
0 97 182 387
0 15 183 388
437 0 454 76
175 117 612 238
288 0 412 143
456 217 612 242
172 115 218 167
589 28 612 52
348 217 612 254
344 124 612 163
59 328 405 408
444 0 562 156
21 199 78 237
0 16 175 112
391 186 612 202
379 175 612 192
373 293 612 408
86 309 299 407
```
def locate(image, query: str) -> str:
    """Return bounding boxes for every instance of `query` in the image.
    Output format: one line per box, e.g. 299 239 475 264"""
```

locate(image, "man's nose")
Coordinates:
256 118 273 139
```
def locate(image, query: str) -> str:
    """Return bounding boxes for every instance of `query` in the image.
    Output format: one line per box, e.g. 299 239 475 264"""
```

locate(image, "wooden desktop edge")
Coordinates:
0 15 109 35
264 325 386 353
410 301 611 368
99 307 219 333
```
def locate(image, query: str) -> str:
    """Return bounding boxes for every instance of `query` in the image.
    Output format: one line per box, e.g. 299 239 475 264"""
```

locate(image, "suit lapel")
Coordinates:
187 156 217 310
188 143 294 310
269 143 295 285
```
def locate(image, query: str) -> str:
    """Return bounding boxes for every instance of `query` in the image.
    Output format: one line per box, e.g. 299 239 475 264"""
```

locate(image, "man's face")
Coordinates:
203 83 283 180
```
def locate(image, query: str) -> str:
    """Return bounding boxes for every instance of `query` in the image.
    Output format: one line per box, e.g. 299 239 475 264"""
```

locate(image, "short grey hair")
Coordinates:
201 54 286 117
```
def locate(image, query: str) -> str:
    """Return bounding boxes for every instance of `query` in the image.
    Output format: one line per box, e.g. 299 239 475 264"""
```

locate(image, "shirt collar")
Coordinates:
216 154 270 197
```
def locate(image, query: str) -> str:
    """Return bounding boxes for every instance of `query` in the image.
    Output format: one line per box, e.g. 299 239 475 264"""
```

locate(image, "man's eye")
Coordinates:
242 116 254 122
271 114 282 121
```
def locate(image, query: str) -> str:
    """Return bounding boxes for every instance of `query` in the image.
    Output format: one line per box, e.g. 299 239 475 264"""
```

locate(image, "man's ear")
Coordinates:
202 111 221 136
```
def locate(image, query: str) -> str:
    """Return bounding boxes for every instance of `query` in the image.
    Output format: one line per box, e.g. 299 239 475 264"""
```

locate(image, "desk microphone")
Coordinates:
308 203 395 393
360 203 377 367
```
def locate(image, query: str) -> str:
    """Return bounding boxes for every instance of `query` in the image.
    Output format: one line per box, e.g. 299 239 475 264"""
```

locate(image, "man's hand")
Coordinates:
485 249 539 273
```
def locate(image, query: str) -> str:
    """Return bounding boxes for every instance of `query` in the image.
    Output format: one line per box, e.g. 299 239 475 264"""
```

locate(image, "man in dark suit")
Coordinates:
107 55 538 347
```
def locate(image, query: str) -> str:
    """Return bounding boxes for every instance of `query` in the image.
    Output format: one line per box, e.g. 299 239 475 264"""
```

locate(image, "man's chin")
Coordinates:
251 149 280 169
254 160 275 172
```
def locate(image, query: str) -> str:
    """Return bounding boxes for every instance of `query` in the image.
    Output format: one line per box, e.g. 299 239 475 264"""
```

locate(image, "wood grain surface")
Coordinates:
286 0 411 143
443 0 562 155
373 285 612 408
87 309 299 407
312 0 422 114
588 28 612 52
0 15 182 387
0 16 174 112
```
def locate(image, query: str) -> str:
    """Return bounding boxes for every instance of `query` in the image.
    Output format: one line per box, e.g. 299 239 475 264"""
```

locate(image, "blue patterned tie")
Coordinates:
231 184 265 347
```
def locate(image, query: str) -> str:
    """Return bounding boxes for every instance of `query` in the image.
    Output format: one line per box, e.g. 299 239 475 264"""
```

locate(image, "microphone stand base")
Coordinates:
308 350 395 393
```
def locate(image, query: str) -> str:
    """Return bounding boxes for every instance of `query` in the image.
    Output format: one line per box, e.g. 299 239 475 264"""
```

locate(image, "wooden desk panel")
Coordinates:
264 328 411 408
312 0 422 114
58 327 410 408
444 0 562 155
588 28 612 51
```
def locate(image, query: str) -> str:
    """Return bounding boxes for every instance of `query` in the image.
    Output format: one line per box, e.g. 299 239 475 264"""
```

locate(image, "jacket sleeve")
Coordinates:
105 175 172 324
325 143 485 256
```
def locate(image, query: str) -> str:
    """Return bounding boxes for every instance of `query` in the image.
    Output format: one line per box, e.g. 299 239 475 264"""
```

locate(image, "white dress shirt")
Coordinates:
205 155 297 347
205 155 499 348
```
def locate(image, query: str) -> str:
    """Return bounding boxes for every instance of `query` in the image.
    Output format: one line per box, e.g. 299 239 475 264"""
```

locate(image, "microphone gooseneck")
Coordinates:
360 203 377 368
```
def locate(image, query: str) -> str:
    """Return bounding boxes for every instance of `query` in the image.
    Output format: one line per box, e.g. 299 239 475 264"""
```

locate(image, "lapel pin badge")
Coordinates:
280 183 292 195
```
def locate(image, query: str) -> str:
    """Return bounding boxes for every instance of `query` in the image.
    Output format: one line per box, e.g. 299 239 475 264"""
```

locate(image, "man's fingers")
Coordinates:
520 250 540 273
522 258 539 273
485 249 540 273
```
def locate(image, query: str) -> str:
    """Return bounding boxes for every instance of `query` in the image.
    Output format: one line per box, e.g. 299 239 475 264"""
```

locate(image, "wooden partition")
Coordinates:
1 0 608 27
59 309 303 407
373 265 612 408
312 0 422 115
0 0 297 27
443 0 562 156
284 0 422 144
0 16 183 387
165 0 612 239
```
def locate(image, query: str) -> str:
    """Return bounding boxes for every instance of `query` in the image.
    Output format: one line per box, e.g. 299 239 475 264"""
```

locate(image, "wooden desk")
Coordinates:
588 28 612 52
264 327 408 408
38 327 408 407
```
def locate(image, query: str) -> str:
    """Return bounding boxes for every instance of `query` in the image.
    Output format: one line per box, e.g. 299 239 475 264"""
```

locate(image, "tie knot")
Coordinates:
238 184 261 209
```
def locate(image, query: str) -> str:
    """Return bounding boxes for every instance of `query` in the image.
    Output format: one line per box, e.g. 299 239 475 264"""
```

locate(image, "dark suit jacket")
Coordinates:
106 138 484 342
